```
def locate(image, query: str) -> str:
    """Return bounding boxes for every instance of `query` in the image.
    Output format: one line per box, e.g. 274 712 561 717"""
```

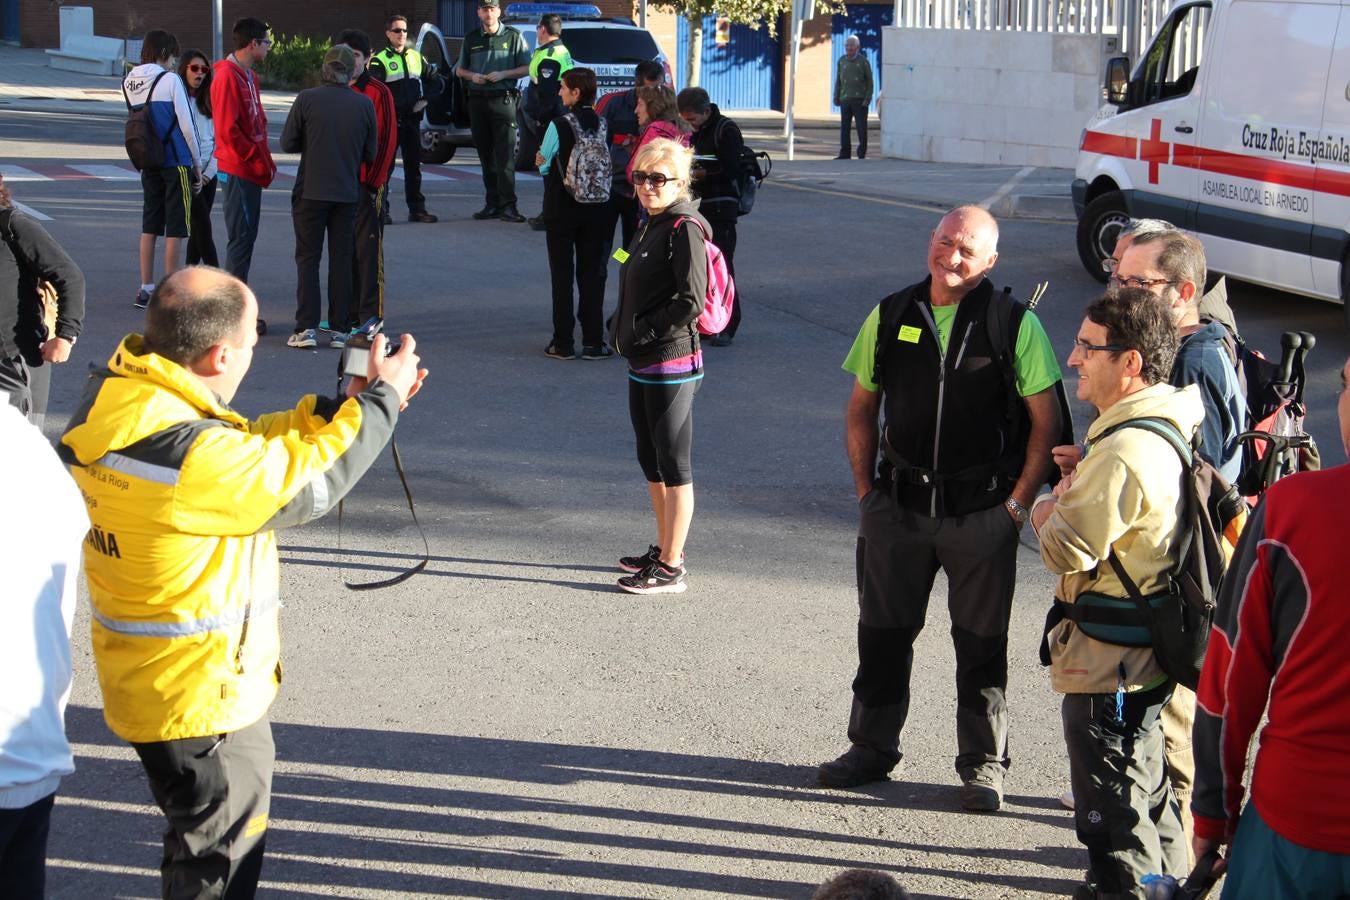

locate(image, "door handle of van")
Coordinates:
1175 125 1194 134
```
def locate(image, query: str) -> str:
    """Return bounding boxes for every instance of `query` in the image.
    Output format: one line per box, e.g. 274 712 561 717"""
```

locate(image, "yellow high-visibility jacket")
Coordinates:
60 335 400 743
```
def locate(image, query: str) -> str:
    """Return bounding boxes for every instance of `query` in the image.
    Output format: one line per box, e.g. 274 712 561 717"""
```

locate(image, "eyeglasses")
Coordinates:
388 27 408 33
187 63 208 73
1108 273 1178 290
1071 338 1130 354
632 170 678 188
1100 257 1119 274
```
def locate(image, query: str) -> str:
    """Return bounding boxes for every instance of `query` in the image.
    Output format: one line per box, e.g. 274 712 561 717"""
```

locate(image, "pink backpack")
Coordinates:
673 216 735 336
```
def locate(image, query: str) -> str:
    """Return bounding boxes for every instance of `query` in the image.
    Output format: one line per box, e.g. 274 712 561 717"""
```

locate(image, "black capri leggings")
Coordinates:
628 377 700 487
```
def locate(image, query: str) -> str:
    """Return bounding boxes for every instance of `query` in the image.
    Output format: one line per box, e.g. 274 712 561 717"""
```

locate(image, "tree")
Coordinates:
651 0 840 87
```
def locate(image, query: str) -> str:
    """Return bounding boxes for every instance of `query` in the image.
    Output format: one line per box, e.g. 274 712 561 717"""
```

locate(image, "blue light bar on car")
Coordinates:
504 3 603 18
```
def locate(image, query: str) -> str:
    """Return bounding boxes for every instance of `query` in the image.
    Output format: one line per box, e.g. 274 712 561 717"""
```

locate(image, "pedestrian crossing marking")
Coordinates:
1 160 540 185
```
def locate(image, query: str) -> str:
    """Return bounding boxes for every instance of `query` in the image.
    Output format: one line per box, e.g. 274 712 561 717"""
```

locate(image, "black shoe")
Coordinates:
834 153 850 160
528 215 547 231
816 745 893 788
618 545 661 574
498 204 526 223
473 205 500 220
544 342 575 360
409 210 438 223
617 560 687 595
133 288 152 309
858 149 867 159
959 770 1003 812
581 343 614 360
381 211 393 225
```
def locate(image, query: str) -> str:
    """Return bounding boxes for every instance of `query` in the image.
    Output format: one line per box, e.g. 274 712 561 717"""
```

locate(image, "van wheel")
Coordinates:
1076 191 1129 283
420 142 454 165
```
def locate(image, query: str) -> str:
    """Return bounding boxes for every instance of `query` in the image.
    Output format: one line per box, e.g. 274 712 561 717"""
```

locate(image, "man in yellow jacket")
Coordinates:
60 266 427 898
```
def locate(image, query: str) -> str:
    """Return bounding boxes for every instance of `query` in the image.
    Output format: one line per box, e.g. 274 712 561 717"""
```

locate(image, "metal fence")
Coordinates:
892 0 1191 57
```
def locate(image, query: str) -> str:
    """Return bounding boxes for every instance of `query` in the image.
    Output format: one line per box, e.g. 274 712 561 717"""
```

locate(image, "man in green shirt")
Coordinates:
834 35 874 159
455 0 531 222
821 206 1063 814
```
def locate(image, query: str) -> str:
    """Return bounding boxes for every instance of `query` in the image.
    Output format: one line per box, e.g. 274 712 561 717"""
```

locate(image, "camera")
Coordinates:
340 318 399 379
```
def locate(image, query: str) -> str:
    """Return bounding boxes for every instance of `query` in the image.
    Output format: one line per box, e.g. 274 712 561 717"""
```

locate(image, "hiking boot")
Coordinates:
960 770 1003 812
816 745 893 788
544 342 575 360
133 288 152 309
617 560 687 595
528 215 547 231
498 204 526 223
581 344 614 360
618 545 661 574
287 329 318 349
409 210 438 224
473 205 500 220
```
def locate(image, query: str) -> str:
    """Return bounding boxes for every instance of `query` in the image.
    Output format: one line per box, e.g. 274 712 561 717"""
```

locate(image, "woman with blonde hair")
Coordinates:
611 138 709 595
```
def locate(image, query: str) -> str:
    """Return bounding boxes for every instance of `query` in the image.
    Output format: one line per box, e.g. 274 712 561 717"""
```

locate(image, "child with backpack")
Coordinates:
536 68 613 361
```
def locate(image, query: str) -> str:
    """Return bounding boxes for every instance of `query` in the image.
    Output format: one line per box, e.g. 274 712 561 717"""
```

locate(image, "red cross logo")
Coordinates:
1139 118 1170 185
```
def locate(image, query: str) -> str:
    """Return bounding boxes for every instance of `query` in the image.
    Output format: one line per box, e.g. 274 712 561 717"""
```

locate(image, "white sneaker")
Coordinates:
287 329 317 349
1059 788 1075 810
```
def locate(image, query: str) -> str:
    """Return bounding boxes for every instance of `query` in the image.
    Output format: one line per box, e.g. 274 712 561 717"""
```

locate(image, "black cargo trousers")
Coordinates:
467 91 520 210
848 489 1020 780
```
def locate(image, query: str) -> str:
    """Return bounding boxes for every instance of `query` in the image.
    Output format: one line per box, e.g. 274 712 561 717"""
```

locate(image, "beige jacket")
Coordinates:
1035 382 1204 694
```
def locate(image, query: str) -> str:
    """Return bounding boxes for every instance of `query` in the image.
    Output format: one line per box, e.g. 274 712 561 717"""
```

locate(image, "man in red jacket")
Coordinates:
339 29 398 333
1190 354 1350 896
211 17 276 284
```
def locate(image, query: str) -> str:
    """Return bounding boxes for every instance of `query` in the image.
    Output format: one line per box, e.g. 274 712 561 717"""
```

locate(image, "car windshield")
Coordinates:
556 28 660 62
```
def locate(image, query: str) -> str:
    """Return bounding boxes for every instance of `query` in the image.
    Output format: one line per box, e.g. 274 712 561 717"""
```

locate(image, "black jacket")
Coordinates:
689 104 743 218
0 208 84 363
281 83 377 203
612 199 709 367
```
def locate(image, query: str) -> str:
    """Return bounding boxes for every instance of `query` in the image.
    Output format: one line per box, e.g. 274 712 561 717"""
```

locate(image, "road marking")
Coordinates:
276 164 298 178
68 164 139 181
772 179 946 213
978 165 1036 210
13 200 52 220
1 165 46 181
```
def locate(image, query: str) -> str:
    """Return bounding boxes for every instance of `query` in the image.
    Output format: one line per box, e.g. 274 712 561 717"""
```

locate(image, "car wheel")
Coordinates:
1076 190 1129 283
420 131 454 165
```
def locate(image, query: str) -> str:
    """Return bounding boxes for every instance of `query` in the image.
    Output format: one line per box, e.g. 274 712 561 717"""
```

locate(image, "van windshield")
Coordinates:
558 29 660 63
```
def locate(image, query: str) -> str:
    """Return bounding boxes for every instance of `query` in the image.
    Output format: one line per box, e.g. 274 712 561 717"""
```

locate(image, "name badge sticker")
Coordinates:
898 325 922 343
612 248 630 263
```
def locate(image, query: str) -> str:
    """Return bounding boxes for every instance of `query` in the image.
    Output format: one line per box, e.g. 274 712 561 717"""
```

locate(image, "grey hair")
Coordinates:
1121 217 1177 239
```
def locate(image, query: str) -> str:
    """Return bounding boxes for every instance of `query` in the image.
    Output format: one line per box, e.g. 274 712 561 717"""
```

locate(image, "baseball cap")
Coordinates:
323 44 355 75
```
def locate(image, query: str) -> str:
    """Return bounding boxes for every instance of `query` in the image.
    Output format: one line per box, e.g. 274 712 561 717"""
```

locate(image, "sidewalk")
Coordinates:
0 43 1076 220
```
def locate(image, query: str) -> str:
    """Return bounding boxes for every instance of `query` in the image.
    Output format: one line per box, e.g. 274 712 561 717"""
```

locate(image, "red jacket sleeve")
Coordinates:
360 81 399 189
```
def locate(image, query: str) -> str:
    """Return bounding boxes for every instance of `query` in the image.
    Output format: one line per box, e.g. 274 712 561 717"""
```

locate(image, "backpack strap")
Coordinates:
986 285 1026 401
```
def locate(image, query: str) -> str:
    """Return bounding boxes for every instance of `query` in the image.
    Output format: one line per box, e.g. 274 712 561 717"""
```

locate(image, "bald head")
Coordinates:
939 205 999 252
928 205 1000 302
144 267 254 366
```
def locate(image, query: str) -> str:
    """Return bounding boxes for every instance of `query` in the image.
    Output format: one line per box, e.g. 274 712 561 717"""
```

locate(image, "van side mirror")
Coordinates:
1104 56 1130 106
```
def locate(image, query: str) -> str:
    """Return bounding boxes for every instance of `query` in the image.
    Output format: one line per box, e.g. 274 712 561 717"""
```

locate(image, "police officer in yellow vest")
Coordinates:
456 0 531 222
369 13 438 223
519 13 574 172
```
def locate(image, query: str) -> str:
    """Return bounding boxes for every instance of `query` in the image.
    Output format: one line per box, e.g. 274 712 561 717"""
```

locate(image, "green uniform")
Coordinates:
458 24 531 210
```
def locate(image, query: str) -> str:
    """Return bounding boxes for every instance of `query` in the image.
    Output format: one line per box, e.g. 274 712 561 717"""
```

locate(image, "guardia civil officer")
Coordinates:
520 13 573 173
369 13 438 223
455 0 531 223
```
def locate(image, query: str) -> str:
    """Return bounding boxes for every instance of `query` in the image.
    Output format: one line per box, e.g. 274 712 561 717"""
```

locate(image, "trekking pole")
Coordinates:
1292 331 1315 406
1276 331 1302 388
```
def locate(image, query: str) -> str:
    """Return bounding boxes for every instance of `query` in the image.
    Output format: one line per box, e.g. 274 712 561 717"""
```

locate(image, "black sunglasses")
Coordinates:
632 170 677 188
388 27 408 33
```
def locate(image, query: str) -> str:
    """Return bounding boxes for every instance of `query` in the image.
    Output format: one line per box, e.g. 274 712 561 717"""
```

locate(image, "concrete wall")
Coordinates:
880 28 1103 167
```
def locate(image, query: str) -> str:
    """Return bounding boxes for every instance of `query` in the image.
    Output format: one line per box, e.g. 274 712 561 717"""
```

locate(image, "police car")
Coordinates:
417 3 669 164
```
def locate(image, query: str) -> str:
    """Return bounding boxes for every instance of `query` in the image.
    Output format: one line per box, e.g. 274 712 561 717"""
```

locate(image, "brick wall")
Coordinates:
21 1 438 52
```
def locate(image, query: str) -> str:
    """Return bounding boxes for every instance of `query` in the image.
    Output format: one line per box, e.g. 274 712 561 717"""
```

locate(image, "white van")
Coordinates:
1073 0 1350 325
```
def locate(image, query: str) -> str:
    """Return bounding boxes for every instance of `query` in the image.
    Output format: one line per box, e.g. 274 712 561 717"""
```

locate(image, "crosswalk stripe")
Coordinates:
68 164 140 181
1 165 47 182
13 200 52 221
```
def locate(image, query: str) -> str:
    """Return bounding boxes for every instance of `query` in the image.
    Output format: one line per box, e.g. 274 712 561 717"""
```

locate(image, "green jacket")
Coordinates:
835 53 874 105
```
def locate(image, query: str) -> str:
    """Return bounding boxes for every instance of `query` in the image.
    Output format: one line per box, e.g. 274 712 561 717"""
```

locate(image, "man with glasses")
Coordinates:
212 17 275 285
1030 288 1195 898
824 206 1063 813
370 14 439 224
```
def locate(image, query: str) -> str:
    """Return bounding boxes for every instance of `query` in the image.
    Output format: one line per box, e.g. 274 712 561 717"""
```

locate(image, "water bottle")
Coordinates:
1141 873 1179 900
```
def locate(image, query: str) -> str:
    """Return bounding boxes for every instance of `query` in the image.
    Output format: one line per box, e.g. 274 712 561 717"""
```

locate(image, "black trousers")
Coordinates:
186 176 219 267
384 113 425 216
467 93 519 209
132 717 274 900
546 216 609 349
629 377 700 487
606 192 639 257
292 196 357 333
0 353 50 428
839 100 869 157
849 496 1018 778
351 185 385 329
0 791 56 897
706 213 740 338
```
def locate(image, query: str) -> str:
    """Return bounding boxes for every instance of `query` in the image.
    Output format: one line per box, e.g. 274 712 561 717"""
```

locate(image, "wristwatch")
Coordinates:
1005 497 1029 526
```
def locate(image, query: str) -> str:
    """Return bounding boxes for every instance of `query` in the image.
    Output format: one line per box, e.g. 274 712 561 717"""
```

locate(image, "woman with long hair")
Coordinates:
610 138 708 595
179 50 218 267
535 67 613 360
627 85 689 187
0 173 85 428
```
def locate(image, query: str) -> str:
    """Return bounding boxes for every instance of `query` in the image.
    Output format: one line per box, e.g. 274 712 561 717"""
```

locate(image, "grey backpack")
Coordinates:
562 113 611 204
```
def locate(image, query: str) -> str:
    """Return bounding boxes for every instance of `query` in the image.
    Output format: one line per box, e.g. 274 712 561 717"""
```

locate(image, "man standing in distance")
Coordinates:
369 14 438 224
522 12 573 229
456 0 531 223
824 206 1062 812
60 267 426 898
834 35 873 160
211 17 276 284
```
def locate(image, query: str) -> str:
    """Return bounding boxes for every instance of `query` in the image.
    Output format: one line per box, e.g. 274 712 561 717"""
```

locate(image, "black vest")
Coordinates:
875 278 1025 517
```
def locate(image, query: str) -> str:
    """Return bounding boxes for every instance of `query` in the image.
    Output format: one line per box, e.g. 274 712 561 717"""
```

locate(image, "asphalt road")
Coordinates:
5 107 1347 900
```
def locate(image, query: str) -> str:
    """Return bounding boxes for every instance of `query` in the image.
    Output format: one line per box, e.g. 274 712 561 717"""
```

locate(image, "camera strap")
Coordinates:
336 438 430 590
